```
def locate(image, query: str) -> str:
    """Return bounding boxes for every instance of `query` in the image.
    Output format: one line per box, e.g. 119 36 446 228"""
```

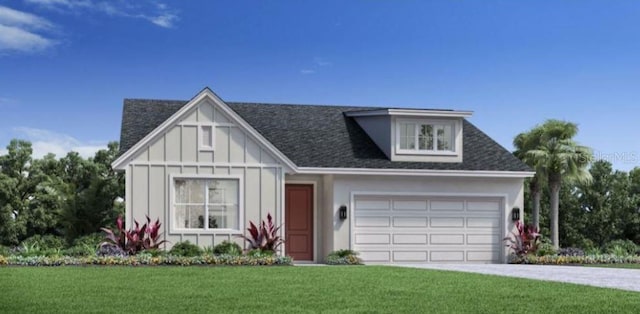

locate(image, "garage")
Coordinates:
352 195 503 264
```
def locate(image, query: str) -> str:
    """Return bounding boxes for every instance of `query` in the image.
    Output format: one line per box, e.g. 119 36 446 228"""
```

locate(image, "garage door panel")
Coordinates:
355 199 390 210
430 234 464 245
354 233 390 245
467 251 499 262
467 217 500 228
393 234 428 245
355 216 391 227
393 217 428 227
359 251 391 263
393 200 427 211
430 200 465 211
467 201 500 212
430 217 464 228
393 251 428 262
430 251 465 262
467 234 499 245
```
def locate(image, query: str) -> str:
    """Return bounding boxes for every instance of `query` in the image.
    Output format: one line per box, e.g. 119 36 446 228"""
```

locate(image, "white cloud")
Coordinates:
0 5 56 53
145 13 177 28
0 5 54 30
12 127 106 159
314 57 332 67
300 69 316 75
25 0 179 28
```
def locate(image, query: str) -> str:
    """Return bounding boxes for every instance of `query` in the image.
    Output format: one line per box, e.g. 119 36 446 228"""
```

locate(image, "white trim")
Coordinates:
179 122 236 127
198 124 215 152
280 168 286 257
348 191 507 264
128 161 282 168
395 119 457 155
112 88 297 171
297 167 535 178
285 180 318 263
345 109 473 118
168 173 244 235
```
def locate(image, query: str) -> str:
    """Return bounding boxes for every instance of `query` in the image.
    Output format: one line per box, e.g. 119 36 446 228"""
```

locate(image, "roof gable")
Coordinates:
112 88 297 171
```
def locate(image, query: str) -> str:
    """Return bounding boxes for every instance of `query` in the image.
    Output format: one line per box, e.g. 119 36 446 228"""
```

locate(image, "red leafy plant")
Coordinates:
238 213 283 252
101 215 168 255
504 220 541 257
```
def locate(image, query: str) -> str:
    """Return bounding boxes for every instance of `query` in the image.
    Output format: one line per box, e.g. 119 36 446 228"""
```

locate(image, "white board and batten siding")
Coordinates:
126 98 283 249
352 195 503 263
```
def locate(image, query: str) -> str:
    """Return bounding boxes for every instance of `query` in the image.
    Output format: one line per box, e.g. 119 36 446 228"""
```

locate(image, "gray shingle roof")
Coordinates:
119 99 530 172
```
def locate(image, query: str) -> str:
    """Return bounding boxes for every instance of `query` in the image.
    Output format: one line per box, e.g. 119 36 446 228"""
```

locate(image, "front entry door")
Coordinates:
285 184 314 261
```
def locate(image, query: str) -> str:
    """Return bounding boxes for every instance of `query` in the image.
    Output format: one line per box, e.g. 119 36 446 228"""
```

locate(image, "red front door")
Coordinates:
285 184 314 261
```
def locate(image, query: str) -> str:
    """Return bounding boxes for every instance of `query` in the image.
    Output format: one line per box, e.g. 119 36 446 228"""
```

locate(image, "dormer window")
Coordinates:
397 120 455 154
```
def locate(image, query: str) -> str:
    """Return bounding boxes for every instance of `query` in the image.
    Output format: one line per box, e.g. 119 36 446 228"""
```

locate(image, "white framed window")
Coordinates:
396 120 456 154
171 175 242 233
199 125 214 151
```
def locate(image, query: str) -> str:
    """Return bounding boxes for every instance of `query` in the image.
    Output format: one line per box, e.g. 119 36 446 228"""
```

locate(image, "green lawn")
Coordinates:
0 266 638 313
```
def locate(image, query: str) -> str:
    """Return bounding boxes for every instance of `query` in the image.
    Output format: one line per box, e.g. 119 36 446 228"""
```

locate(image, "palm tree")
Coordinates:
513 129 546 230
526 120 592 249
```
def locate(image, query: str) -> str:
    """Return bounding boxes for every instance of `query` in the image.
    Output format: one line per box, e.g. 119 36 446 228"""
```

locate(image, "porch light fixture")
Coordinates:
339 205 348 220
511 207 520 221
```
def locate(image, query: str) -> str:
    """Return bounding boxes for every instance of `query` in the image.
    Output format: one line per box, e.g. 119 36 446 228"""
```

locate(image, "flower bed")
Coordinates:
0 254 293 267
509 254 640 265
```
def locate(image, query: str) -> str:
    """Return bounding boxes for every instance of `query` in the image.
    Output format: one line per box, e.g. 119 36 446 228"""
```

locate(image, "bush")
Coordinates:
64 244 97 257
509 254 640 265
326 249 362 265
536 242 557 257
603 240 638 256
73 233 103 248
101 215 168 256
246 249 275 258
21 234 66 250
504 221 540 257
0 254 293 267
238 213 283 253
213 241 242 256
557 247 585 257
0 245 11 257
169 241 203 257
97 243 127 257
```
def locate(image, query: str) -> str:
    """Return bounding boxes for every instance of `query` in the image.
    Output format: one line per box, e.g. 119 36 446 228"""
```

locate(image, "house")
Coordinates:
112 87 533 264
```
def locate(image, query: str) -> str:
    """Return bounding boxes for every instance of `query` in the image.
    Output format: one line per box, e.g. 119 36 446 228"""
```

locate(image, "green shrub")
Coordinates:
246 249 275 257
72 233 103 248
64 244 98 257
0 254 293 267
509 254 640 265
21 234 66 250
0 245 11 257
326 250 362 265
140 249 167 257
603 240 638 256
213 241 242 256
169 241 203 257
536 242 558 257
62 233 104 257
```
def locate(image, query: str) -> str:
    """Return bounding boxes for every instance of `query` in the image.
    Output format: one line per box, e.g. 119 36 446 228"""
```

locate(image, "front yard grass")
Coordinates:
0 266 638 313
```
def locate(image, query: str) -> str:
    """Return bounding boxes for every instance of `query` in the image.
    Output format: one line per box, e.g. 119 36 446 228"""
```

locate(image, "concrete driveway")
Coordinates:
394 264 640 292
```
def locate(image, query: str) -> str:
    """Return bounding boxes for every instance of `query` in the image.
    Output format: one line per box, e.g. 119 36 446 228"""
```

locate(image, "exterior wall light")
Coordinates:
512 207 520 221
339 205 348 220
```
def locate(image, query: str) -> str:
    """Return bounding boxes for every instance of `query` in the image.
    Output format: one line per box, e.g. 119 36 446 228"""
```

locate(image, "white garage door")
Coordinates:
352 195 502 263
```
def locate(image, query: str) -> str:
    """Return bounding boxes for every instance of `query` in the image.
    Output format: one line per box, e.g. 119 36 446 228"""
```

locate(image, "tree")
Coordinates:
58 142 124 241
514 128 546 230
526 120 592 249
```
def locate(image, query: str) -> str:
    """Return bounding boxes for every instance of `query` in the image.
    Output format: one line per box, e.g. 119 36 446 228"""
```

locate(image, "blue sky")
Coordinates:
1 0 639 170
